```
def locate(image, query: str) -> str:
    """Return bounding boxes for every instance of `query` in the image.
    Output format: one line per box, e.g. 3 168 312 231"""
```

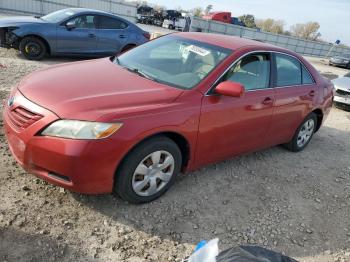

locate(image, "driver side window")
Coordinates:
223 53 271 91
68 15 97 29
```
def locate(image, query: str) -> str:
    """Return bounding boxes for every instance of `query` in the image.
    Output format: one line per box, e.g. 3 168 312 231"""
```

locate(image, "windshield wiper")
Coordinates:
123 66 158 82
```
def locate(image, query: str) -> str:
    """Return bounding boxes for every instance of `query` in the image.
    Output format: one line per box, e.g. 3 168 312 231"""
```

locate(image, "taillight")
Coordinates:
143 32 151 40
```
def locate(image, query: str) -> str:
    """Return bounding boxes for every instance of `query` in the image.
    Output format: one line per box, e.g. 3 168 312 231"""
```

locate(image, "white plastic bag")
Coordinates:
188 238 219 262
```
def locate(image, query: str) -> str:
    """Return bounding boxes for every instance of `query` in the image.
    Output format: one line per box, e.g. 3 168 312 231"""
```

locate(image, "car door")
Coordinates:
56 14 98 54
196 53 275 166
95 15 129 54
265 53 317 146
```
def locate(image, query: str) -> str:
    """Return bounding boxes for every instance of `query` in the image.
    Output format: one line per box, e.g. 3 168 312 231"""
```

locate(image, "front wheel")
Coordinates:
19 36 47 60
114 136 182 204
284 113 317 152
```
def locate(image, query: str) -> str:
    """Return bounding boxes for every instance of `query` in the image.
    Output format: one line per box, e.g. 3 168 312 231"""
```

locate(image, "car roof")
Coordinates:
62 8 131 24
176 32 289 52
64 8 121 17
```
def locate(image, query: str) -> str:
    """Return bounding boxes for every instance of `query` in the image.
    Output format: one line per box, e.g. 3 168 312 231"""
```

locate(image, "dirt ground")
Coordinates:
1 47 350 262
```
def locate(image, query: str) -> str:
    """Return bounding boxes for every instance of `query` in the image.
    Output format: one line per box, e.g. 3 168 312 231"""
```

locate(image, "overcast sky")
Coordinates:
151 0 350 45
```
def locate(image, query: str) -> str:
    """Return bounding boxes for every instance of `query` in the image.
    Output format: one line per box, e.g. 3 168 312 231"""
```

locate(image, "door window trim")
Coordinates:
206 50 316 96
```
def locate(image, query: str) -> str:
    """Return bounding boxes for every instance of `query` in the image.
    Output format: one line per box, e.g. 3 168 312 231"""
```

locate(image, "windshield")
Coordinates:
116 35 231 90
41 9 77 23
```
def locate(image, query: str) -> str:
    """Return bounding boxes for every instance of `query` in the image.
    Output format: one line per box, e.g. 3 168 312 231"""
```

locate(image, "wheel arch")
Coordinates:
120 43 137 53
115 131 191 178
312 108 324 132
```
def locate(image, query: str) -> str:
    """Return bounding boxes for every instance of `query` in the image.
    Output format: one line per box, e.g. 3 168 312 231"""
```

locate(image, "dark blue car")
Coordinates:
0 8 150 60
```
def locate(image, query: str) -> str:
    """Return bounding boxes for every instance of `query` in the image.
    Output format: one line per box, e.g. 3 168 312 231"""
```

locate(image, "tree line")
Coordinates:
239 14 321 41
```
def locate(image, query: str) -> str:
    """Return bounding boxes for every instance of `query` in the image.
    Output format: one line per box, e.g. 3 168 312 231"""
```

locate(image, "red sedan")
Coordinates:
3 33 334 203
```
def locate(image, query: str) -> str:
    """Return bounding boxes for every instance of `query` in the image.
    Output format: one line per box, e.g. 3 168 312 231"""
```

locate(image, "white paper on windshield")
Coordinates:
185 45 211 57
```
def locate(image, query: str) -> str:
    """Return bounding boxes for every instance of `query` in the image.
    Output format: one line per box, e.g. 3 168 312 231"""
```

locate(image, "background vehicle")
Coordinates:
136 5 155 24
0 8 150 60
332 74 350 108
162 14 192 31
137 7 182 28
4 33 333 204
202 12 246 27
329 54 350 69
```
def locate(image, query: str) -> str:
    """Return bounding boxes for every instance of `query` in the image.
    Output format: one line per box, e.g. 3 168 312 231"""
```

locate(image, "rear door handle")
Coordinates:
262 97 273 105
119 35 126 39
88 33 96 38
308 90 316 97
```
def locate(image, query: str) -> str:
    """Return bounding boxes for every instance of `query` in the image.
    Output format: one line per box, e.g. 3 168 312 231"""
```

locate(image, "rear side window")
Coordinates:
98 16 128 29
276 54 301 86
302 65 314 84
223 53 271 91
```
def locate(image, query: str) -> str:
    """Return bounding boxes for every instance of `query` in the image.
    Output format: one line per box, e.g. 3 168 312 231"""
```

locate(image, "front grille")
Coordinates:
7 106 43 130
336 89 350 96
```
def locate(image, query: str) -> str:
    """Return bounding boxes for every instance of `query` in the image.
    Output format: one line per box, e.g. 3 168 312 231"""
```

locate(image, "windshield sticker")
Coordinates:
185 45 211 57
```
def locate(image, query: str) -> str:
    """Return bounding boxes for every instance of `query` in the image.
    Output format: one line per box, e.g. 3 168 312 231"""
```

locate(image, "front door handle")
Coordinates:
119 35 126 39
262 97 273 105
88 33 96 38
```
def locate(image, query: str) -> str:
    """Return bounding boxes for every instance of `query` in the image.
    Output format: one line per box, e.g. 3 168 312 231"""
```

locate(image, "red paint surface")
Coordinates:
3 33 333 194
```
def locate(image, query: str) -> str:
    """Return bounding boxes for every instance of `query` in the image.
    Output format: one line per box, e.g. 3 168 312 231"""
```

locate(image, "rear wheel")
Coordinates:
19 36 47 60
114 136 182 204
284 113 317 152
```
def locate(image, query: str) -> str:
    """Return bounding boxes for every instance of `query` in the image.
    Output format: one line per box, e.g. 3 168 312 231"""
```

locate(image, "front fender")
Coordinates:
11 24 55 51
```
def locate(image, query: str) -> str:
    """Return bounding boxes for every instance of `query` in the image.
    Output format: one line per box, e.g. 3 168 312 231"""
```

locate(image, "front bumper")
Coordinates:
0 28 19 48
329 60 349 67
3 91 120 194
334 89 350 106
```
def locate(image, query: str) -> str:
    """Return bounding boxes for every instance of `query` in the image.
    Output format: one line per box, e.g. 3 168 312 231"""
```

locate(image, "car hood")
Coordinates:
332 77 350 91
333 56 350 60
18 58 184 121
0 16 46 27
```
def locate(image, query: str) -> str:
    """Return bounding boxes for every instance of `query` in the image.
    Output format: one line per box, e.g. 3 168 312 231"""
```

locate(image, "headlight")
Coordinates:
41 120 123 139
343 60 349 63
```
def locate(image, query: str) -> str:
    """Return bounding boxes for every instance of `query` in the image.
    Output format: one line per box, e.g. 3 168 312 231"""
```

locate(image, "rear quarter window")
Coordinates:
302 65 315 84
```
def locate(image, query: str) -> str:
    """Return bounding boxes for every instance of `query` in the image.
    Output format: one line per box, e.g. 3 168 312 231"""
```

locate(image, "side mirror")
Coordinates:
215 81 245 97
65 21 76 30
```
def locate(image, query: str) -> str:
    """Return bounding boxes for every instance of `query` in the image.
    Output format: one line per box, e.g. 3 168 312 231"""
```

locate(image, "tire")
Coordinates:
114 136 182 204
284 113 317 152
169 25 175 30
19 36 47 61
347 62 350 69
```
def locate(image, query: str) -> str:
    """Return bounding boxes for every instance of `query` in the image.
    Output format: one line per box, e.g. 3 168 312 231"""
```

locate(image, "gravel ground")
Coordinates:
1 45 350 262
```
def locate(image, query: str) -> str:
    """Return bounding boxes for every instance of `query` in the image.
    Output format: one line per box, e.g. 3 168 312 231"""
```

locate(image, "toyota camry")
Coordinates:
3 33 334 203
